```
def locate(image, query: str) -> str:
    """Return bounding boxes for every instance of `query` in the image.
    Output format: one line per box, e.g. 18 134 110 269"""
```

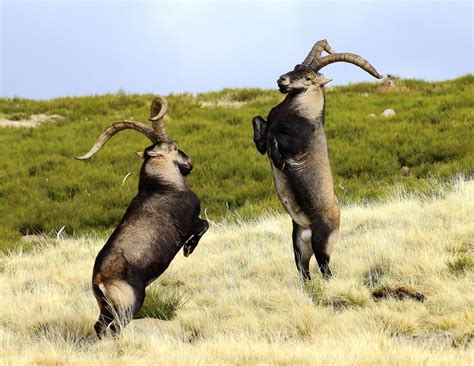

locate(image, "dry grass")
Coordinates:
1 179 473 365
0 113 64 128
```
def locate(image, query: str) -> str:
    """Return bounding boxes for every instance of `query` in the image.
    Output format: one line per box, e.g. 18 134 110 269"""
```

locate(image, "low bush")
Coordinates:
0 75 472 251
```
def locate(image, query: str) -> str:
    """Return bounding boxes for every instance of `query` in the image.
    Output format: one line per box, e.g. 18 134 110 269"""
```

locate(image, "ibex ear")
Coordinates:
135 151 145 158
319 77 332 86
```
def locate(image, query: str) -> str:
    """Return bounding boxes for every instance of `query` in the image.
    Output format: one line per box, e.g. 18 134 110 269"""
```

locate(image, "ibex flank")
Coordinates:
252 39 382 280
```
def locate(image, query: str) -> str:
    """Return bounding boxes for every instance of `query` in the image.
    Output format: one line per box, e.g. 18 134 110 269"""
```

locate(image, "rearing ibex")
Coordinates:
252 40 382 280
76 97 209 338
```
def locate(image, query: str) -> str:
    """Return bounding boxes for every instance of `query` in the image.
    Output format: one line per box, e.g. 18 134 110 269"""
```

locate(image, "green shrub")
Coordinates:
0 75 472 252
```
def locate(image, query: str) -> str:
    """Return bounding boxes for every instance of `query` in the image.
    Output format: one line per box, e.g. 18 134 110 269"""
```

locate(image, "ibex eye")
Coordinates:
305 76 311 81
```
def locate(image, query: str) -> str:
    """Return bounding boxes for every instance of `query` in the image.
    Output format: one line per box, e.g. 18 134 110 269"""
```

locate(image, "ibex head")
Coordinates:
277 39 382 94
138 142 193 177
278 65 332 94
76 96 193 176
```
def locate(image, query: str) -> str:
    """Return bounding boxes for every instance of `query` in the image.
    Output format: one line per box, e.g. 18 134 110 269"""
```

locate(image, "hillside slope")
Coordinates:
0 76 472 251
1 179 472 364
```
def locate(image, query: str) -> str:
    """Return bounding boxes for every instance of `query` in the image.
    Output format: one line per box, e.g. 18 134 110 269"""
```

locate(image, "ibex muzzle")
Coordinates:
76 97 209 338
252 40 382 280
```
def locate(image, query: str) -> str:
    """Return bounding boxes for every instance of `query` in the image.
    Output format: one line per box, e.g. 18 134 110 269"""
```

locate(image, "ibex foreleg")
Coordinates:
269 138 285 170
183 219 209 257
252 116 268 155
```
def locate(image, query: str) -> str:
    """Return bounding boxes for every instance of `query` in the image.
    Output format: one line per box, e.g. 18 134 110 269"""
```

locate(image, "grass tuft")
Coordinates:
327 286 371 309
136 288 187 320
363 260 391 288
446 254 474 276
303 278 326 305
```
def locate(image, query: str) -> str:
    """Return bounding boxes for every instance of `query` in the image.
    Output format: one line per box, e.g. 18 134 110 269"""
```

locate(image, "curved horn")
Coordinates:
75 121 157 160
301 39 335 67
311 52 383 79
148 96 171 142
149 96 168 121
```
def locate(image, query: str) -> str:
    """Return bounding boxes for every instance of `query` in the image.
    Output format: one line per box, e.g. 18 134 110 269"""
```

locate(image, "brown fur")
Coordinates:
88 142 208 338
75 98 208 338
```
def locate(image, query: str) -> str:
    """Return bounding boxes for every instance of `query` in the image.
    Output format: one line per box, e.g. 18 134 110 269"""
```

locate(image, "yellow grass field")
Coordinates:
1 179 473 365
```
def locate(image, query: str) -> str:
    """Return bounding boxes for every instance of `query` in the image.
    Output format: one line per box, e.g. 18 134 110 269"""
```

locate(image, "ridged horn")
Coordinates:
311 52 383 79
301 39 335 67
75 121 157 160
148 96 171 142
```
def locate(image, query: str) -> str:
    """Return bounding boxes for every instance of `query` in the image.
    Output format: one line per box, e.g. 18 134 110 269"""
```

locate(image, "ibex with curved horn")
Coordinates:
76 96 209 338
252 40 382 280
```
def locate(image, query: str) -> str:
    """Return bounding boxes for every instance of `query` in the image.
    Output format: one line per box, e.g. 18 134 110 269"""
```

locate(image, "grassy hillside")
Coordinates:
0 179 472 364
0 75 472 251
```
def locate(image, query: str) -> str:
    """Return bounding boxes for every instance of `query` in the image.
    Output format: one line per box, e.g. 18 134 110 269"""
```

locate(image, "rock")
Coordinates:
400 166 411 176
382 109 396 117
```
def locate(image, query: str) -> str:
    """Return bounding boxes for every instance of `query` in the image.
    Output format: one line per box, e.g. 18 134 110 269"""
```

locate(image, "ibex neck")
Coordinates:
139 163 186 192
287 88 325 125
139 179 187 196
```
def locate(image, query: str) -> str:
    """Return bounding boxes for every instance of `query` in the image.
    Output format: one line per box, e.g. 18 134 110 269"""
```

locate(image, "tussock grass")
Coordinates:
446 254 474 276
136 288 187 320
0 179 472 364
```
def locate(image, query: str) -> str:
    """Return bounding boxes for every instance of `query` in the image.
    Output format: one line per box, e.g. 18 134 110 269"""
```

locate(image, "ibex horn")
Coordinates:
311 52 383 79
301 39 335 67
75 121 157 160
148 96 171 142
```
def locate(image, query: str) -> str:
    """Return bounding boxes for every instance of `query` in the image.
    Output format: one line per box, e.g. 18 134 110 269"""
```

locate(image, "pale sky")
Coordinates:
1 0 472 99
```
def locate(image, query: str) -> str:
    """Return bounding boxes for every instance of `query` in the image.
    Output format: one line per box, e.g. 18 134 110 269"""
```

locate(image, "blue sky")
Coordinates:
1 0 472 99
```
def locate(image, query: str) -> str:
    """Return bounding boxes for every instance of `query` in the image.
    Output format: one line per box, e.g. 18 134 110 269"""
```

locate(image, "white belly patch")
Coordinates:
301 229 312 241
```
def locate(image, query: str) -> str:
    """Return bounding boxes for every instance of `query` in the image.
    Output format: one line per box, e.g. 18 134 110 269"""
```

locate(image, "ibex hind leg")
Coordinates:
94 302 114 339
94 280 145 338
292 221 313 281
311 223 338 280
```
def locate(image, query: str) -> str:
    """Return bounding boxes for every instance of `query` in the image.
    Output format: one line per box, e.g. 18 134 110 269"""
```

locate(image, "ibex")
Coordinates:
76 97 209 338
252 40 382 280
